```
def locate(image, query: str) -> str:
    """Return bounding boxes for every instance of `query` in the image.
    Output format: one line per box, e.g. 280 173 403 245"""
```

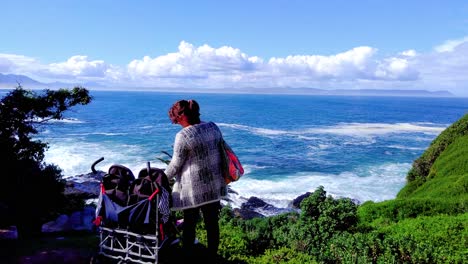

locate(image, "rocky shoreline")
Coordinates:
38 171 314 235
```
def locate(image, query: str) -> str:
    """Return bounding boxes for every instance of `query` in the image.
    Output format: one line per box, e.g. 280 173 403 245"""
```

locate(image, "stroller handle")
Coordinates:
91 157 105 174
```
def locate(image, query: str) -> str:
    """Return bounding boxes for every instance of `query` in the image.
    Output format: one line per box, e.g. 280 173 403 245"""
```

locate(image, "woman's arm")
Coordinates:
165 132 188 180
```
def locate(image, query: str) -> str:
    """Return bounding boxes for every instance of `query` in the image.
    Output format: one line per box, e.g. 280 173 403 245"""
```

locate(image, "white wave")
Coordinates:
218 123 290 136
413 136 437 142
343 137 377 145
318 144 332 149
43 140 167 178
67 132 128 136
308 122 445 136
31 117 84 124
218 122 446 138
227 162 411 209
245 164 269 169
388 145 426 151
242 164 268 175
297 135 320 140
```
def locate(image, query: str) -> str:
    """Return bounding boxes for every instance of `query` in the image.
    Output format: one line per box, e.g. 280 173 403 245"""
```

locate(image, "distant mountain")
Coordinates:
322 88 454 97
0 73 42 86
0 73 104 89
214 87 455 97
0 73 456 97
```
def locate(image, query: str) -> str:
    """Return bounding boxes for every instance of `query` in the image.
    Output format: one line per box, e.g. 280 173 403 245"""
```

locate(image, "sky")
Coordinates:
1 0 468 96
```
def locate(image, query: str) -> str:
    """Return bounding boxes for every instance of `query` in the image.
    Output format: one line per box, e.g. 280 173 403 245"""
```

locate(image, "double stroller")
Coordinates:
91 157 180 264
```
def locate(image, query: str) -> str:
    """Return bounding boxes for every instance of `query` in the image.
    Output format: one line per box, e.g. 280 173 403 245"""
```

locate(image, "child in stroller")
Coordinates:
91 157 180 264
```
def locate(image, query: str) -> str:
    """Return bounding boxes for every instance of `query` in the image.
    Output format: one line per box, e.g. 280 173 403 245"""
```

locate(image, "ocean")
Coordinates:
4 90 467 210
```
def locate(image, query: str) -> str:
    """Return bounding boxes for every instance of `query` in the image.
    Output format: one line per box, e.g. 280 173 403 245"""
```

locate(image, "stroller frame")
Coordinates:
97 199 161 263
92 158 176 264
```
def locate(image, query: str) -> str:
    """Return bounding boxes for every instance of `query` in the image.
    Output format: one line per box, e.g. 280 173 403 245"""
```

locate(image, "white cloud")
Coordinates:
375 57 418 80
124 43 419 89
434 36 468 52
412 38 468 93
266 46 419 82
48 55 110 77
0 53 43 73
127 41 262 80
2 37 468 96
268 46 377 78
399 50 417 57
0 54 116 85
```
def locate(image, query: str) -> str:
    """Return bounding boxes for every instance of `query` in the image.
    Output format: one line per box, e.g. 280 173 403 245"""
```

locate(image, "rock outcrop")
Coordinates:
54 172 306 231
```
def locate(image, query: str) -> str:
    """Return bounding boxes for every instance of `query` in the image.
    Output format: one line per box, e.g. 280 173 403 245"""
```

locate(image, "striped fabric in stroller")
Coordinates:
93 161 177 264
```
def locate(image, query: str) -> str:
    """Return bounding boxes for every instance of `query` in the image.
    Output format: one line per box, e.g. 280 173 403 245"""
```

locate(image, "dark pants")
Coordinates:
182 201 221 256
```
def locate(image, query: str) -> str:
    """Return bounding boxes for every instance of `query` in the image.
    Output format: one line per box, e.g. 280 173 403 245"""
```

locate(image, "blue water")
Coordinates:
5 90 467 209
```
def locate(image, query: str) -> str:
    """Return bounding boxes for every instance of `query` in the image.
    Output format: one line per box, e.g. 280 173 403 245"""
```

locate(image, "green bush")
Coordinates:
358 198 466 228
218 223 249 261
316 213 468 263
0 86 92 239
378 213 468 263
326 232 390 263
278 186 359 262
247 247 317 264
269 213 300 248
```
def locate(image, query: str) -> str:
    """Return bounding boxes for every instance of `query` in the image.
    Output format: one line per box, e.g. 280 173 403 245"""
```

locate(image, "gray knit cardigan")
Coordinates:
165 121 227 211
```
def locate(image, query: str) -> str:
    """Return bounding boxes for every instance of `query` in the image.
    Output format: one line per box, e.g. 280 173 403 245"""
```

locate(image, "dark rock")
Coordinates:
61 171 315 224
64 170 105 199
227 186 238 195
64 182 100 198
290 192 312 209
241 196 272 210
239 196 297 218
233 208 265 220
42 205 96 233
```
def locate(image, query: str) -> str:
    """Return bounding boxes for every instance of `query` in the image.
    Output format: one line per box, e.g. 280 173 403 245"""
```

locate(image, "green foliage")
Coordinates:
0 86 92 239
362 132 467 229
358 197 466 228
155 150 172 165
246 247 317 264
325 232 390 263
291 186 359 262
269 213 300 248
213 125 467 263
428 135 468 179
197 208 250 262
218 223 249 261
402 113 468 193
377 213 468 263
215 186 359 263
299 185 358 232
401 135 468 201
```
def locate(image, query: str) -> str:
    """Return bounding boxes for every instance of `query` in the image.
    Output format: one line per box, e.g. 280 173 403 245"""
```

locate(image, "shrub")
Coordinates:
0 86 92 239
247 247 317 264
379 213 468 263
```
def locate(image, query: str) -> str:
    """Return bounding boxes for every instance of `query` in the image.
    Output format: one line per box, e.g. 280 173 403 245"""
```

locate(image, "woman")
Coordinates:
165 99 227 258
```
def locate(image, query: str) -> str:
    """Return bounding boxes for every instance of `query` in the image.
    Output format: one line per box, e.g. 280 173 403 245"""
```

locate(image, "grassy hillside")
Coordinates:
359 114 468 220
354 113 468 263
359 132 468 226
399 113 468 198
409 134 468 199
